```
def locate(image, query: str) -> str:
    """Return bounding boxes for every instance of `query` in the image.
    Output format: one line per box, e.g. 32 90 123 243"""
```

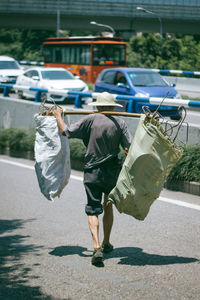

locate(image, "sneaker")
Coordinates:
101 243 114 253
91 248 103 265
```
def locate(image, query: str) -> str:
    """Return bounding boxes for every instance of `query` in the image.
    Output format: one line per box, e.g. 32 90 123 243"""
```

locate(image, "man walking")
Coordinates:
53 92 132 265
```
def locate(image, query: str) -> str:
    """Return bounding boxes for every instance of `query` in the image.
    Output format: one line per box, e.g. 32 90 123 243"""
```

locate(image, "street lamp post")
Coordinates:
90 21 115 37
57 8 60 37
136 6 163 39
57 0 61 37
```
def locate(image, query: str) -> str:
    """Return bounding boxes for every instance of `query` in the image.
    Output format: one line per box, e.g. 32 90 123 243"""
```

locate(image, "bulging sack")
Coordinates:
108 114 183 220
34 114 71 201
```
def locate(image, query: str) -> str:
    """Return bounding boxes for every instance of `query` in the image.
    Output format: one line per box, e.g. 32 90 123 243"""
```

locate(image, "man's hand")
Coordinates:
124 147 129 156
52 107 67 135
52 107 63 119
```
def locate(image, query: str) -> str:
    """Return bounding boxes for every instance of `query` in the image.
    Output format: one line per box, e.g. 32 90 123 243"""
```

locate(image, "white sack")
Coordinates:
34 114 71 201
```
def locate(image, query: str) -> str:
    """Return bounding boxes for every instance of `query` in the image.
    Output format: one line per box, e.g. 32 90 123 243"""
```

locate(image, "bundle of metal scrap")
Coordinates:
108 105 186 220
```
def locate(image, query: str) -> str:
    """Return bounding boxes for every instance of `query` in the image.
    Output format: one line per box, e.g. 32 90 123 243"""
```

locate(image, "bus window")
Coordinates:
93 44 126 66
69 47 73 64
113 45 125 64
55 47 62 63
80 46 90 65
63 46 70 64
75 47 80 64
43 47 53 63
61 47 66 63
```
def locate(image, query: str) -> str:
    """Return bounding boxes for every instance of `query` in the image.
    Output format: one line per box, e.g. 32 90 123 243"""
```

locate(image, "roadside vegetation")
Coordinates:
1 29 200 72
127 33 200 72
0 128 199 184
0 29 54 61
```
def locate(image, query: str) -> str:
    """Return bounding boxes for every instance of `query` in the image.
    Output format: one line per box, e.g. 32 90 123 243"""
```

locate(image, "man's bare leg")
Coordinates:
88 215 101 249
102 194 113 246
88 215 103 265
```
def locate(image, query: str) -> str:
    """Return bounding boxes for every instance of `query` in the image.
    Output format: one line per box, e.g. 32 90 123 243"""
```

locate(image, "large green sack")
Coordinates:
108 114 183 220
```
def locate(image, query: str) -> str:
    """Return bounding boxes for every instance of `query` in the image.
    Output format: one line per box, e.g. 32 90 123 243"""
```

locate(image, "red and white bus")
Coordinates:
42 36 127 83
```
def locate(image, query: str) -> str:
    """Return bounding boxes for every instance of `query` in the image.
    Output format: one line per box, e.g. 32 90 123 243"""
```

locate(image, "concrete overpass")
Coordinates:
0 0 200 38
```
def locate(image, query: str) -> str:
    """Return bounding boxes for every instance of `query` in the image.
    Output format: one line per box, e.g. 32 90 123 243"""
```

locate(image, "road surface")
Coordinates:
0 155 200 300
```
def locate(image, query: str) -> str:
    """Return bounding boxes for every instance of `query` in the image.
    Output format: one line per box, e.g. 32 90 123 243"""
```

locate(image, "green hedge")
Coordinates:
0 128 86 162
166 146 200 183
69 138 86 162
0 128 35 152
0 128 199 183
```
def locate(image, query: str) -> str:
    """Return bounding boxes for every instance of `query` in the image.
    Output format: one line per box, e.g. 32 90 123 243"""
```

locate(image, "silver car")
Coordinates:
15 67 89 103
0 56 23 84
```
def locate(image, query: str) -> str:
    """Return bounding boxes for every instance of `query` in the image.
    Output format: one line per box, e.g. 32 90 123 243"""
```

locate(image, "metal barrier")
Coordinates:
18 61 44 66
153 69 200 77
1 83 200 111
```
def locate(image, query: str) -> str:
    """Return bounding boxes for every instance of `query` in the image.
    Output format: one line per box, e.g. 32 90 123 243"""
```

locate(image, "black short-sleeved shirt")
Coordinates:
65 113 132 169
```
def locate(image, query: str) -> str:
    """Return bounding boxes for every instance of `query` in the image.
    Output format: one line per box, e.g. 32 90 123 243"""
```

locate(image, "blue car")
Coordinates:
94 68 182 119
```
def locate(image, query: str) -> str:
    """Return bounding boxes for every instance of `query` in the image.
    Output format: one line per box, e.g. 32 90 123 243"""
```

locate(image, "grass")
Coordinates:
181 95 200 101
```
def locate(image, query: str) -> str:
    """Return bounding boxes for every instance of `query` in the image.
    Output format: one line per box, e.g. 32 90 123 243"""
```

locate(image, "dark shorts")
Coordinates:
84 157 122 216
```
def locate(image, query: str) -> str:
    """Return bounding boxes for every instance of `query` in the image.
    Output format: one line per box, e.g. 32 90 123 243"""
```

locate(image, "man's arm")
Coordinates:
52 107 67 135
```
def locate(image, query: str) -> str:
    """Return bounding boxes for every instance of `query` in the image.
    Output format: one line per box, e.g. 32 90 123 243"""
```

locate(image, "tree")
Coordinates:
0 28 55 61
127 33 200 71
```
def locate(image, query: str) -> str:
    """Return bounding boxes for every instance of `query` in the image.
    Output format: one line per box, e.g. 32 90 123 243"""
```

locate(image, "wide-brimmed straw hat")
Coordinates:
88 92 123 107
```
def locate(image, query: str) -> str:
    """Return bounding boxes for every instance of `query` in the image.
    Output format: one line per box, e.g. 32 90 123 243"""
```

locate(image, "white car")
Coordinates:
15 67 89 103
0 56 23 84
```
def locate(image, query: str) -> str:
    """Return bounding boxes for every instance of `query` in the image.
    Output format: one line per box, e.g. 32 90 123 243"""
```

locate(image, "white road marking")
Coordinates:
0 158 199 211
0 158 34 170
0 158 83 181
158 196 200 211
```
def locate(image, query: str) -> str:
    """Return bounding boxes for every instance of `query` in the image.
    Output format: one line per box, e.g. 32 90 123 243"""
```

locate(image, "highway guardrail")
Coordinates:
1 83 200 111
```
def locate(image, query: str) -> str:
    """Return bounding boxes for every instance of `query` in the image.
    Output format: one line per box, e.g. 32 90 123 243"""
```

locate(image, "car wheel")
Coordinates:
170 115 181 121
170 108 183 121
17 90 25 99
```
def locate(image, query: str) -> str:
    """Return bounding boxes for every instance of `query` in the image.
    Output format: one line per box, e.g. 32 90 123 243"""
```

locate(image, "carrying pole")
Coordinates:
63 110 141 118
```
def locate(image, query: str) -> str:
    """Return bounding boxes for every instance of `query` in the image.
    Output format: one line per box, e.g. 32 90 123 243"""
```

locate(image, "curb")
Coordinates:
165 181 200 197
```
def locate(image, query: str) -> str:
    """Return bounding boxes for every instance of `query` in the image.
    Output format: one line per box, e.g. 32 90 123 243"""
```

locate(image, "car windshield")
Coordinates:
41 70 74 80
128 71 168 87
0 61 20 70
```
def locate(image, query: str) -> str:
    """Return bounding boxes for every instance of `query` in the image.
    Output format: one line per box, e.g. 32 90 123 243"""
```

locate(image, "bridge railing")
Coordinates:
1 83 200 111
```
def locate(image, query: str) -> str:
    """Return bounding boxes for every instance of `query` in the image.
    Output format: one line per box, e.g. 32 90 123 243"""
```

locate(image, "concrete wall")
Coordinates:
0 97 40 129
0 96 199 146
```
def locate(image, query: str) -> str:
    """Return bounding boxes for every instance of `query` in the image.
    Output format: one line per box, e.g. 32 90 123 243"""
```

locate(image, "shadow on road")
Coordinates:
0 219 62 300
49 245 105 268
104 246 199 266
49 245 91 258
49 244 198 268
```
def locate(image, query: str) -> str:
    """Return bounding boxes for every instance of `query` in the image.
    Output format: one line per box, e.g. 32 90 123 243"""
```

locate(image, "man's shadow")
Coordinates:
49 245 104 267
104 247 198 266
49 245 91 258
49 245 198 266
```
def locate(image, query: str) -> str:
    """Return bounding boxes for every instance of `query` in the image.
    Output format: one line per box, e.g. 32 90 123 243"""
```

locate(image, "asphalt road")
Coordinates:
0 155 200 300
